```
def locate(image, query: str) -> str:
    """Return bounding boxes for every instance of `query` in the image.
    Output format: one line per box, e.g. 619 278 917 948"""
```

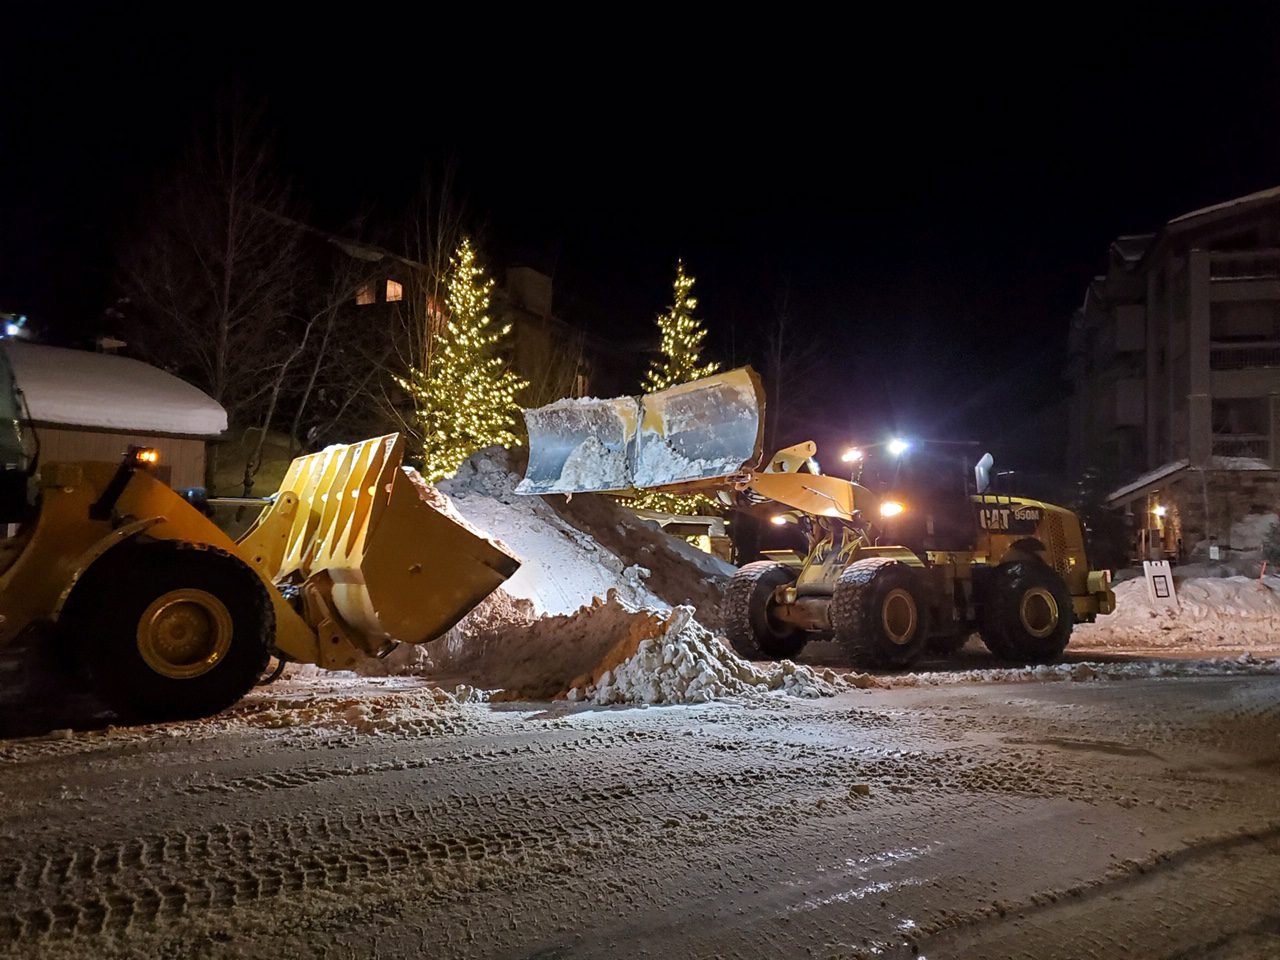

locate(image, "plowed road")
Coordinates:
2 673 1279 959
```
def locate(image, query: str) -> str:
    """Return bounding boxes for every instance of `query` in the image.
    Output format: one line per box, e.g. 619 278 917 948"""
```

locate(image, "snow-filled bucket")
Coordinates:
516 366 765 495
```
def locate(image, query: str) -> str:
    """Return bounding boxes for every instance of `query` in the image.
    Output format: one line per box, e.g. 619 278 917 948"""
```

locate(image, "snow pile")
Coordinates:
346 448 748 702
1073 575 1280 652
564 600 835 704
427 590 837 704
1229 511 1279 553
439 448 733 628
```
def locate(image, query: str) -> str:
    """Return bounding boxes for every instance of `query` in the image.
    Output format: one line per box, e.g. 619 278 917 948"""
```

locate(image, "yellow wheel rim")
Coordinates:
881 588 918 645
136 589 233 679
1019 587 1059 639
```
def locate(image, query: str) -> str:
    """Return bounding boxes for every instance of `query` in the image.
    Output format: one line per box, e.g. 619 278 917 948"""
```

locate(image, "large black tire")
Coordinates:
978 561 1074 664
831 558 930 668
61 541 274 721
723 561 807 661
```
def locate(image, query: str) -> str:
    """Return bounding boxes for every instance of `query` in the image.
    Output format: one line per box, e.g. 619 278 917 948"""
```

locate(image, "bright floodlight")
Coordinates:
879 500 906 518
888 438 910 456
1152 504 1167 518
3 324 18 337
840 447 863 463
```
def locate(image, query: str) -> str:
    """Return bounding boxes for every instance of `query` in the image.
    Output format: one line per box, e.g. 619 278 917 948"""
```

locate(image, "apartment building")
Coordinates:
1069 187 1280 561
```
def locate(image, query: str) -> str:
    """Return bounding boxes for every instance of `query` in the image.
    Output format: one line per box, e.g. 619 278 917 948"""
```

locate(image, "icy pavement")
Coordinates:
3 672 1280 959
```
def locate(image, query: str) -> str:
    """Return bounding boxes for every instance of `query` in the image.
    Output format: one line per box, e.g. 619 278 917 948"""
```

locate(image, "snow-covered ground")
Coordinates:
3 673 1279 959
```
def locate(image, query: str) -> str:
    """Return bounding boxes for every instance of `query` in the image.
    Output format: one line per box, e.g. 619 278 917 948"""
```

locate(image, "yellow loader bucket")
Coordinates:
257 435 519 646
516 367 766 495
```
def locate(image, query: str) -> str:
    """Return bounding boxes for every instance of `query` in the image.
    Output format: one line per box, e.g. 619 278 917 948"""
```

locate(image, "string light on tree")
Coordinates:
635 260 721 517
642 260 720 393
395 238 528 481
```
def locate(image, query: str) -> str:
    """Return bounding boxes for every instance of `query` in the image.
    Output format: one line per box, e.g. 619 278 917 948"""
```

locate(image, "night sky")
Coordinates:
5 5 1280 469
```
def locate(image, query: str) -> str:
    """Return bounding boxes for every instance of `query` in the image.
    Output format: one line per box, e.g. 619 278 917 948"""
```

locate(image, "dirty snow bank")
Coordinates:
1073 575 1280 652
842 653 1280 690
428 590 837 704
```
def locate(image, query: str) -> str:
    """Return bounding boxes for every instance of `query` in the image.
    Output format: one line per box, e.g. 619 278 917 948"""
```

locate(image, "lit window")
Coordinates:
386 279 403 302
355 282 376 306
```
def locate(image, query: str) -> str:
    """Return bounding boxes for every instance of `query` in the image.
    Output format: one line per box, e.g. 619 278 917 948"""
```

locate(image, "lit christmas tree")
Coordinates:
396 238 527 481
642 260 720 392
634 260 721 517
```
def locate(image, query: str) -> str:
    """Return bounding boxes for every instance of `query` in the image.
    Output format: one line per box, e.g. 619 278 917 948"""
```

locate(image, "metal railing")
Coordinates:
1209 341 1280 369
1211 434 1271 460
1210 250 1280 280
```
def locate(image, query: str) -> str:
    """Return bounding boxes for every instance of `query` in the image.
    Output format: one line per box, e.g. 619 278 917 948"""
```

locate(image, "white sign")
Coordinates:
1143 560 1180 609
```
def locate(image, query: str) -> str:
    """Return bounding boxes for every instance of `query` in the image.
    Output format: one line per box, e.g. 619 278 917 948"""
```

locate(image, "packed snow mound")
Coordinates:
427 590 837 704
1073 575 1280 653
440 447 733 628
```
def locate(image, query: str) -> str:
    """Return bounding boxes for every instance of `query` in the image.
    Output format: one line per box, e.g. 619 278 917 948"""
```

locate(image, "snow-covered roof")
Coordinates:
4 342 227 437
1168 184 1280 227
1106 460 1190 505
1107 455 1279 505
1110 233 1155 263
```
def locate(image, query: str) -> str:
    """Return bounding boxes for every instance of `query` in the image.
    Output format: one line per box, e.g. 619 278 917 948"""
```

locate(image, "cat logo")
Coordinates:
977 504 1043 532
979 508 1013 530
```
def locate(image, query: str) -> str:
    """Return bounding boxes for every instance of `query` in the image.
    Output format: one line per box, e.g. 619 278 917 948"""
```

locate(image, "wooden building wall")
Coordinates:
30 424 208 489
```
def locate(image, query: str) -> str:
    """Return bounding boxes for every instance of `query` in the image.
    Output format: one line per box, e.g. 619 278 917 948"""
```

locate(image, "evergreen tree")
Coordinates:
395 238 527 481
643 260 719 392
634 260 721 517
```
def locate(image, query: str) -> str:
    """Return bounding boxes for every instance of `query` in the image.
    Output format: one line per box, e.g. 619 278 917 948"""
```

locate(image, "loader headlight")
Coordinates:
132 447 160 467
879 500 906 518
770 514 790 526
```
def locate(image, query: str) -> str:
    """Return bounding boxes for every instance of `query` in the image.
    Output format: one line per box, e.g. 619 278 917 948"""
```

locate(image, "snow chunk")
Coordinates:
5 341 227 436
633 430 748 487
558 435 628 490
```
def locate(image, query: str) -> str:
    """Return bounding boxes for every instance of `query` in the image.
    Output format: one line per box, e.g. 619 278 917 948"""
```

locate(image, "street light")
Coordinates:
840 447 863 463
887 438 910 457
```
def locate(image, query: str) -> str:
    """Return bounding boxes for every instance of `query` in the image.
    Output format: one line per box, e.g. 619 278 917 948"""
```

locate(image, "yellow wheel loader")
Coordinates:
517 367 1115 670
0 347 518 720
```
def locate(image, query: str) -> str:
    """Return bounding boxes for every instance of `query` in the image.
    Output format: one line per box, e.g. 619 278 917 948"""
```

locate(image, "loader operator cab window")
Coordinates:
860 444 978 553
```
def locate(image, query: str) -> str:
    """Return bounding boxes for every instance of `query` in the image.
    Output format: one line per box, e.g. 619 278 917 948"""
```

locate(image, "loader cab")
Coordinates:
857 441 980 554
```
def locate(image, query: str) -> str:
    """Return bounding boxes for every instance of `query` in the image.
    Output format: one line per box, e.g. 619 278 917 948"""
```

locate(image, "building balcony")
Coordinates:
1211 433 1271 461
1210 249 1280 280
1209 341 1280 370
